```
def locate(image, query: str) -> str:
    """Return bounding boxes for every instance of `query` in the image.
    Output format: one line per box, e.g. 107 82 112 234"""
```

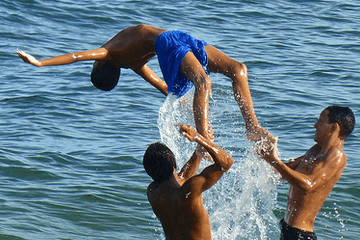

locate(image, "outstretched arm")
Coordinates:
262 146 346 192
17 48 109 67
179 124 234 193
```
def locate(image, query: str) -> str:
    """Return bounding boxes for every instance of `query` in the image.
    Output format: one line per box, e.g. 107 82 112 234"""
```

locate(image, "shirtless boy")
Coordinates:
143 124 233 239
17 24 274 142
258 106 355 239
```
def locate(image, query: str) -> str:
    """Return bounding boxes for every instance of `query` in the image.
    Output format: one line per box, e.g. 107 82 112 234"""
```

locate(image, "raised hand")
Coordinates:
179 124 199 142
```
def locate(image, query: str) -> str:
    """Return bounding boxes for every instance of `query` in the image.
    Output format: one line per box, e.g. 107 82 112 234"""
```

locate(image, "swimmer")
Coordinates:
17 24 275 144
257 106 355 239
143 124 234 239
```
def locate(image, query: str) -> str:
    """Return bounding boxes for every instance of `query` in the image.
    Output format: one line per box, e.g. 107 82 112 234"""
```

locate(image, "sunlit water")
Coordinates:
2 0 360 239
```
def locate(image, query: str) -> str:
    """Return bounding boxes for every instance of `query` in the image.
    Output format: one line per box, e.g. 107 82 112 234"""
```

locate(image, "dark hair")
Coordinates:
91 62 120 91
143 142 177 183
325 106 355 139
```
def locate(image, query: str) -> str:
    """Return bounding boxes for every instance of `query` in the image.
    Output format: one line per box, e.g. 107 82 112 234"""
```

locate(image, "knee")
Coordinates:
194 74 212 92
233 62 247 77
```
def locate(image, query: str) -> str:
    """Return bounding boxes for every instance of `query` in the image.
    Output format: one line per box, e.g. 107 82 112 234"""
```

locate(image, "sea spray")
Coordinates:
157 88 280 239
157 88 197 166
205 147 280 239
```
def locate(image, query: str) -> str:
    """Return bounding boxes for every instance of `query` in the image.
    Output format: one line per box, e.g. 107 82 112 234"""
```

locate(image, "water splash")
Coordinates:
206 148 280 239
157 89 280 239
157 88 197 165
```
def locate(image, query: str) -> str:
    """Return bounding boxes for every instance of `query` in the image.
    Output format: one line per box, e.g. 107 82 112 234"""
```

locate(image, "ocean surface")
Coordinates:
1 0 360 239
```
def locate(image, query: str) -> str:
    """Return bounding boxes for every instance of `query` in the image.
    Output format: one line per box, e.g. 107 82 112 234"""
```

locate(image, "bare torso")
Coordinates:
147 179 211 240
285 144 346 232
99 24 167 70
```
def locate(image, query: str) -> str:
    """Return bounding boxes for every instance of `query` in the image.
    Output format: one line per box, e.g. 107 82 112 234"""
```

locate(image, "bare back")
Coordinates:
98 24 167 69
147 180 211 240
285 144 346 232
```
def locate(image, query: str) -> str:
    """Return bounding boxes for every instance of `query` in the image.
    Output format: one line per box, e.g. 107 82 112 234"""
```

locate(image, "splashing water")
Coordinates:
206 148 280 239
157 89 281 239
158 88 197 164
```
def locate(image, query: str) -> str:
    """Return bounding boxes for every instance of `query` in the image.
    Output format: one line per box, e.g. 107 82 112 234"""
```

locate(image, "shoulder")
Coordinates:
147 182 160 199
305 144 321 156
327 148 347 166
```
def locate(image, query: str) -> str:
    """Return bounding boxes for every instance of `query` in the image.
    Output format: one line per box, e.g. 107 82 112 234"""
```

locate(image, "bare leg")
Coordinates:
180 51 212 140
205 45 276 143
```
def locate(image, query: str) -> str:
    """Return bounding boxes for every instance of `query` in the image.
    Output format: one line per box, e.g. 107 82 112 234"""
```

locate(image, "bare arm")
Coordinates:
178 147 203 181
263 148 346 192
133 65 168 96
17 48 109 67
178 125 214 180
179 124 234 193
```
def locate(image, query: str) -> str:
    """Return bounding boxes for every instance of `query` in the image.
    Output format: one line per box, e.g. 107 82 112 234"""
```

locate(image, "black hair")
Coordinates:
143 142 177 183
91 62 120 91
325 106 355 139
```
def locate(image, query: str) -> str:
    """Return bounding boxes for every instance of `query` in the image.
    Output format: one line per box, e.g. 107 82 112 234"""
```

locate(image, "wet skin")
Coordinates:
147 124 234 239
261 109 347 232
17 24 275 144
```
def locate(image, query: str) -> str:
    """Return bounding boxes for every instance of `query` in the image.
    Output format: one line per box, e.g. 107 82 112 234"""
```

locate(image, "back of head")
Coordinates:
91 61 120 91
325 106 355 139
143 142 177 183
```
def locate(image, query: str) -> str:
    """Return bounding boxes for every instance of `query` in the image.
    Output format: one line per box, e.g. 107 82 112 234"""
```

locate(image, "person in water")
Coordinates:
143 124 233 239
257 106 355 239
17 24 274 144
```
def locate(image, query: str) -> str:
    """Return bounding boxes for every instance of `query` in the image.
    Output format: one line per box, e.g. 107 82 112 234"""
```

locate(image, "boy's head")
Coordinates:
91 61 120 91
325 106 355 140
143 142 177 183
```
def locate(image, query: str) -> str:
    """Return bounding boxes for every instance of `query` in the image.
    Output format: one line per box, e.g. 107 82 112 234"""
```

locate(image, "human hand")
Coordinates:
17 51 41 67
207 124 214 142
178 124 199 142
253 136 279 163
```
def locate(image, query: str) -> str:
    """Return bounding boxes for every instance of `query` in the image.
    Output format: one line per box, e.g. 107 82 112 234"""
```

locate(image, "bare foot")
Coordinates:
246 125 277 144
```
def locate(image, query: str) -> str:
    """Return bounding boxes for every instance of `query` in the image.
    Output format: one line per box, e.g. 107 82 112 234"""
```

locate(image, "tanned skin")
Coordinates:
147 124 234 240
17 24 274 143
260 109 348 232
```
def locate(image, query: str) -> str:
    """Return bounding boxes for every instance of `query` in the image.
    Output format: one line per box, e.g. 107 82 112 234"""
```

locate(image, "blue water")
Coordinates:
2 0 360 239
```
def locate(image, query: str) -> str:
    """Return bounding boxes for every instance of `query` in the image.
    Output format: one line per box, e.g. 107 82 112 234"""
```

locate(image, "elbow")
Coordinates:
221 156 234 172
299 179 316 192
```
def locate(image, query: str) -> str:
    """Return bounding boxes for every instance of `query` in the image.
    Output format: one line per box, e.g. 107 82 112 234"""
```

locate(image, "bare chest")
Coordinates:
296 154 324 174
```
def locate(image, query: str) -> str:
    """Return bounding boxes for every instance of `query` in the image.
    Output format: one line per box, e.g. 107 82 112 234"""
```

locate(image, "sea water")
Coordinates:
2 0 360 239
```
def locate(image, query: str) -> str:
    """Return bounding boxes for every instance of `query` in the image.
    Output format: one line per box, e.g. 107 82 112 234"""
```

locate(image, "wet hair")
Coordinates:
143 142 177 183
91 62 120 91
325 106 355 139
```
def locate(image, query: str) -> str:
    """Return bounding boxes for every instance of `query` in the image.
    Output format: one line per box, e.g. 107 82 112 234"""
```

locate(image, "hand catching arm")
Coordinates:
179 124 234 192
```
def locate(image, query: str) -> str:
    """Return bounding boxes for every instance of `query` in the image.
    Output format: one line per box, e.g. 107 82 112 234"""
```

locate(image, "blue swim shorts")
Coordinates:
155 30 209 98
